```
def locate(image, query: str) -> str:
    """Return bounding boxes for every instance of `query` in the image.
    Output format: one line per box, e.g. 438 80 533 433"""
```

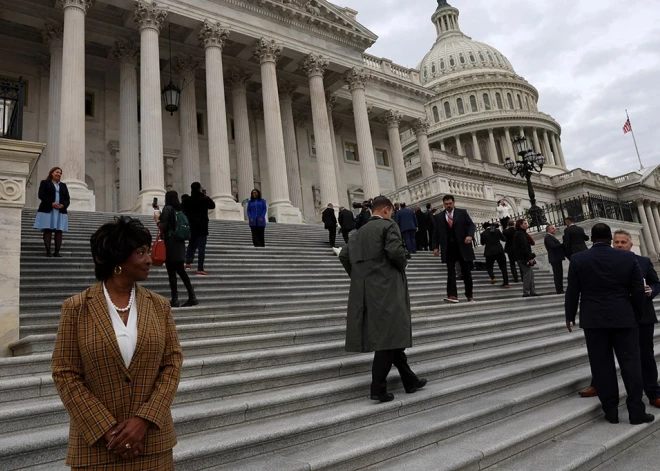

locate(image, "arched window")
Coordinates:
479 52 485 62
431 63 436 73
470 95 478 112
450 146 458 155
479 140 489 161
449 56 456 67
457 98 465 115
423 67 428 79
507 93 514 109
495 53 502 64
444 101 452 118
464 142 474 159
496 93 503 110
459 54 466 64
495 139 504 162
440 59 445 70
483 93 491 111
517 94 523 109
487 52 493 62
524 95 530 110
432 106 440 123
469 53 476 63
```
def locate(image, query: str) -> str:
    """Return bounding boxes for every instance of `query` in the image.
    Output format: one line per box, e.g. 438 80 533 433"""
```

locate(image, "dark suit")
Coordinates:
37 180 71 214
636 255 660 400
544 233 565 294
503 226 519 282
415 209 429 251
338 208 356 243
425 210 435 250
395 208 418 254
565 243 647 420
183 192 216 271
563 224 589 259
432 208 476 298
322 207 338 248
480 227 508 285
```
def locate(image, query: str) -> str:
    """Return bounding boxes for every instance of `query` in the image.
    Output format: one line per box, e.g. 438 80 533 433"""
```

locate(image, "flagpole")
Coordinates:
626 109 644 170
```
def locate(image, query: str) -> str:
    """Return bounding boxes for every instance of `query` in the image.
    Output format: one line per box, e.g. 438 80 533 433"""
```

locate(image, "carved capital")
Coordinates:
253 38 282 64
381 110 402 129
59 0 92 13
172 55 202 79
325 93 338 111
111 40 140 65
36 56 50 77
343 68 369 91
42 22 63 49
413 118 431 136
199 20 230 50
134 1 168 33
225 69 251 91
651 201 659 209
635 198 646 207
293 110 309 127
278 80 297 99
302 53 329 78
251 101 264 120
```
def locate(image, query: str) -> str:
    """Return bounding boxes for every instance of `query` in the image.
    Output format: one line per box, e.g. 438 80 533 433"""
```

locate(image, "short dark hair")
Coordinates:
565 217 575 224
400 202 407 208
90 217 152 281
443 194 455 202
250 188 262 200
46 167 62 181
483 222 492 229
426 203 432 210
191 181 202 192
591 223 612 242
371 196 394 213
515 219 527 230
507 219 515 227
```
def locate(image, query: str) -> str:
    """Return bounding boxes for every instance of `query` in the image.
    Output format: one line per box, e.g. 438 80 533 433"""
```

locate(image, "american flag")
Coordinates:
623 119 632 134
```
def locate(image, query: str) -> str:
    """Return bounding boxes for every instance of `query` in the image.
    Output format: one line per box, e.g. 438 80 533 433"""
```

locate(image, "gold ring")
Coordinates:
125 443 132 450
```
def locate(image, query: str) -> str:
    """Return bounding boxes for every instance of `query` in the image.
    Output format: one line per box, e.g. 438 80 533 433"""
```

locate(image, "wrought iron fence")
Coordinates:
0 77 25 140
472 193 635 247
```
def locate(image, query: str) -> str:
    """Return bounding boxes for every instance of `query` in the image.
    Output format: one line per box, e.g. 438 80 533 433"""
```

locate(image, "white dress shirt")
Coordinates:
496 205 510 219
103 286 138 368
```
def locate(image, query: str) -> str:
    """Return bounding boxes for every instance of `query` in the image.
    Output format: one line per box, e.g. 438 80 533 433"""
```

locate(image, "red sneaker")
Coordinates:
443 296 459 303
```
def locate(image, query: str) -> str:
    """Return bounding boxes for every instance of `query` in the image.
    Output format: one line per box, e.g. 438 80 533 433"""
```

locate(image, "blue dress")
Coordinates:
34 183 69 231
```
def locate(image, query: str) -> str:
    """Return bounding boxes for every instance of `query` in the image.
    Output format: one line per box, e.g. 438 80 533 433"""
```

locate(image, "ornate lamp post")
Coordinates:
161 24 180 115
504 135 547 227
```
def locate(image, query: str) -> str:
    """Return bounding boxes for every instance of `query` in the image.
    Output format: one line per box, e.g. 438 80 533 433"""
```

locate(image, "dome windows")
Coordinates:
444 101 452 119
507 93 514 109
483 93 491 110
517 94 523 109
459 54 466 64
470 95 478 112
496 93 503 110
449 56 455 67
479 52 485 62
487 52 493 62
431 63 436 74
457 98 465 115
440 59 446 70
432 106 440 123
524 95 530 110
423 67 428 79
495 53 503 65
469 53 476 63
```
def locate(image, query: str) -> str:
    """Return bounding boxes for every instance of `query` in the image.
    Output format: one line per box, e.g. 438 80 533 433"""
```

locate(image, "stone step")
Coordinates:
591 428 660 471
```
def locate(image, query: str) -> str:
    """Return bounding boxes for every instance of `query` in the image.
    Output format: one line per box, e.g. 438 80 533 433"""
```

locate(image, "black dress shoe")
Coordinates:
170 299 181 308
630 413 655 425
182 297 199 307
604 412 619 424
405 378 428 394
370 392 394 403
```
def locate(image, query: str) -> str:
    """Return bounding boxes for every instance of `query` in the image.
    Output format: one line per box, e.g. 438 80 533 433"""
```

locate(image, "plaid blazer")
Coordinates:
52 283 183 467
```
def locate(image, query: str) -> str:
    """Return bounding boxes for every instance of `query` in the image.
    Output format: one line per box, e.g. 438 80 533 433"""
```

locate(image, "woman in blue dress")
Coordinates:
247 189 268 247
34 167 70 257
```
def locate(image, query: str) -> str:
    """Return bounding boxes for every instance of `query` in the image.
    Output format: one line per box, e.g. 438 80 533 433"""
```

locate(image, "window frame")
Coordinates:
344 141 360 163
374 147 390 168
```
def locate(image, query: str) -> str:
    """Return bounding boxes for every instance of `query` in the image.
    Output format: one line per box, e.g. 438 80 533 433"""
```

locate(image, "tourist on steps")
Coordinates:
337 205 356 244
395 202 418 255
34 166 70 257
503 219 519 283
563 217 589 260
543 224 565 294
566 223 654 425
339 196 427 403
322 203 338 248
155 191 198 307
183 181 216 276
480 222 510 289
52 216 183 469
512 219 539 298
247 189 267 247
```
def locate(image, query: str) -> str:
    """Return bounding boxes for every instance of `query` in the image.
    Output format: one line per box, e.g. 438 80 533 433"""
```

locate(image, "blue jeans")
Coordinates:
185 234 208 271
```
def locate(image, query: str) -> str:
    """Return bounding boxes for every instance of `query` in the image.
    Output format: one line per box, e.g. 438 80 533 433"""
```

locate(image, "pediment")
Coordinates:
638 165 660 188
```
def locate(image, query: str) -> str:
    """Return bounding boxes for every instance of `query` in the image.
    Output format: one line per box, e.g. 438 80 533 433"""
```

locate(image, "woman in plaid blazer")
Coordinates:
52 217 183 469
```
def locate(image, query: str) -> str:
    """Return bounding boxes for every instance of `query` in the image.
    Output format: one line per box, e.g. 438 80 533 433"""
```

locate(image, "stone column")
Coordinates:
413 118 433 179
172 55 202 191
303 54 339 209
454 136 463 156
556 135 567 168
199 21 244 220
226 69 254 204
0 140 44 356
488 128 498 164
532 128 542 154
644 201 660 254
326 94 347 206
42 22 63 174
504 127 515 160
383 110 407 189
550 133 561 168
134 1 166 214
471 131 482 160
542 130 555 165
111 40 140 213
253 38 302 223
344 68 380 199
633 211 649 256
440 140 446 152
636 200 656 254
651 202 660 245
277 80 304 211
59 0 95 211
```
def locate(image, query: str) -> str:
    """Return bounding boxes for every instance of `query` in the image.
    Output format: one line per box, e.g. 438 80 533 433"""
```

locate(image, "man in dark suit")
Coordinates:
613 230 660 407
183 182 216 276
565 223 653 425
321 203 338 248
415 206 429 251
503 219 519 283
425 203 435 249
480 222 510 288
395 203 418 254
432 194 476 303
337 206 356 244
544 224 565 294
563 217 589 259
354 202 371 231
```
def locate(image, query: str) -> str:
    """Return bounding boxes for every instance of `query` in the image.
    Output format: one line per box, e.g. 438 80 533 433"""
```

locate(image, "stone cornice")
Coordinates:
431 75 539 100
366 72 435 100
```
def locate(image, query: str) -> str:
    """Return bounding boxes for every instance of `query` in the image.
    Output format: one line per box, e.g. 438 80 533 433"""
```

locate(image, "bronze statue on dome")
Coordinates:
437 0 451 6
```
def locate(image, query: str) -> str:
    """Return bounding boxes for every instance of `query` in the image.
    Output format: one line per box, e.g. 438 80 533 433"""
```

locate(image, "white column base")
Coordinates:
269 201 303 224
135 189 166 216
65 181 96 212
211 196 245 221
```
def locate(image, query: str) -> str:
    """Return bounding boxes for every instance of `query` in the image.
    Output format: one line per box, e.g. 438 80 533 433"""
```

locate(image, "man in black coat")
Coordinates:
565 223 653 425
395 203 418 254
337 206 356 244
322 203 338 248
502 219 519 283
544 224 565 294
425 203 435 249
354 202 372 231
480 222 510 288
432 194 476 303
183 182 216 276
415 206 429 251
563 217 589 259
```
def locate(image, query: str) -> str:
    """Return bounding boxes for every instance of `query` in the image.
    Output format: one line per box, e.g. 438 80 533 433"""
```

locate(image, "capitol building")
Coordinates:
2 0 660 256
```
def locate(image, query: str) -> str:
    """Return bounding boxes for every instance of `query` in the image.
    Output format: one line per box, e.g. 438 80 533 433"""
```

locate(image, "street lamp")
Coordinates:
504 135 547 228
161 24 180 116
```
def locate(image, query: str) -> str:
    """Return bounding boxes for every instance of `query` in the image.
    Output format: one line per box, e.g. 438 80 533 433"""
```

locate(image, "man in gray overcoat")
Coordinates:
339 196 427 402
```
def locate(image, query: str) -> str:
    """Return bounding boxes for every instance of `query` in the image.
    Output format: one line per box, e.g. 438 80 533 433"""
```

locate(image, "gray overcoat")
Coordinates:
339 216 412 353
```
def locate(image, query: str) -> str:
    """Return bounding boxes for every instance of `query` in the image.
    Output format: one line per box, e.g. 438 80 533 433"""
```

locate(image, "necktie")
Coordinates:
448 212 453 228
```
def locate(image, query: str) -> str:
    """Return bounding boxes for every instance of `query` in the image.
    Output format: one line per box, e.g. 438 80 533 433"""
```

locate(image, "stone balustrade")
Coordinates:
361 53 420 84
385 173 493 206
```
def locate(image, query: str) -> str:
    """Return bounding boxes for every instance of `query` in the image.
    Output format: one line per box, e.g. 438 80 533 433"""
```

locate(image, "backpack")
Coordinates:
168 208 191 241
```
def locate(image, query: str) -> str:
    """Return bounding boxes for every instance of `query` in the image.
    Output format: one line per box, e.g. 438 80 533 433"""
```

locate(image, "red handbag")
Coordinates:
152 229 167 267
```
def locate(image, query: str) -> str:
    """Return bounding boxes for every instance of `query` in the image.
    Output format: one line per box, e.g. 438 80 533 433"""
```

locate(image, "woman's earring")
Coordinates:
114 265 123 275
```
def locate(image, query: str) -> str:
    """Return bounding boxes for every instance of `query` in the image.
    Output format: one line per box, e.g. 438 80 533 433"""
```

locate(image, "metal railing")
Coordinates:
472 193 635 247
0 77 25 140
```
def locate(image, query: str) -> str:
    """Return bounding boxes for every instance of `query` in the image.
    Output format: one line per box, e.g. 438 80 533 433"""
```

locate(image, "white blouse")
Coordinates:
103 286 138 368
496 205 511 219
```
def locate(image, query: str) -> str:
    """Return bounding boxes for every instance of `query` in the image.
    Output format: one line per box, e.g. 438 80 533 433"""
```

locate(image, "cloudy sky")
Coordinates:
341 0 660 177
